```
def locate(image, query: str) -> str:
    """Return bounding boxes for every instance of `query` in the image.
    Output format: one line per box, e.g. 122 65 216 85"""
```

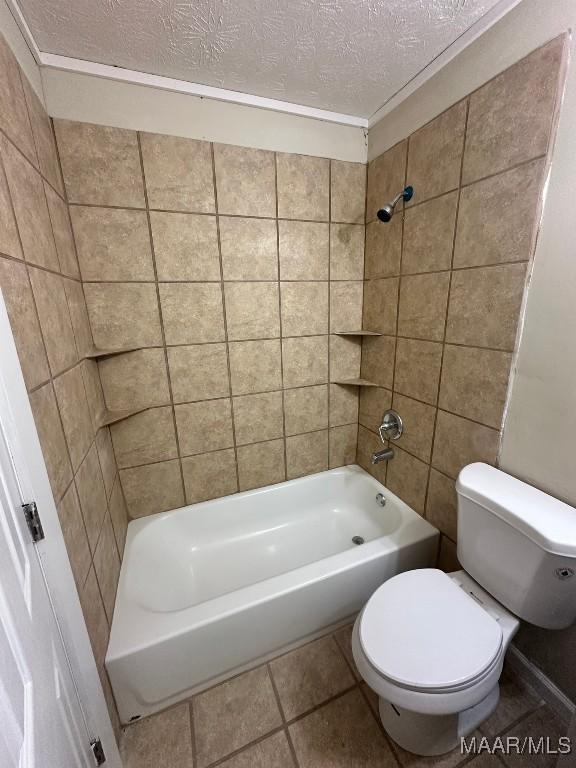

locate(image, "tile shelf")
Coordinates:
331 378 379 387
85 345 143 359
335 330 382 336
96 407 149 428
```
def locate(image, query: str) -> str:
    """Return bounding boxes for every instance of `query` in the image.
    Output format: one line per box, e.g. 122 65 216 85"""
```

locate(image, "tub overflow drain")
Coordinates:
352 536 365 545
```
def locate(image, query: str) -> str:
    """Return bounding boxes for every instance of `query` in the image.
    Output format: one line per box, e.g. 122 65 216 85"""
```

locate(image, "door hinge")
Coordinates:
90 738 106 766
22 501 44 543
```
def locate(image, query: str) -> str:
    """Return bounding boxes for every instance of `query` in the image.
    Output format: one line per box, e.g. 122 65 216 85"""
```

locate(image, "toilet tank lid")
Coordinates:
457 464 576 557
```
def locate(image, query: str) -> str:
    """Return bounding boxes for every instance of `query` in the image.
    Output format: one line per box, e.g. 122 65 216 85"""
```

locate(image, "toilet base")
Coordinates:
378 684 500 756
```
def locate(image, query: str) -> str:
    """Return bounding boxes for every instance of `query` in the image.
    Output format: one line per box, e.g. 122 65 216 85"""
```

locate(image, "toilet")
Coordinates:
353 462 576 756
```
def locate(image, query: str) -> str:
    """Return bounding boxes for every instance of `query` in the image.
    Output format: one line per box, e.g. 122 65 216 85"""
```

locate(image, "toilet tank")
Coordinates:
456 463 576 630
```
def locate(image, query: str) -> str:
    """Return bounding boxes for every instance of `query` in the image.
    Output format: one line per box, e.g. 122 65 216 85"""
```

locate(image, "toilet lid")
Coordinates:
359 569 503 693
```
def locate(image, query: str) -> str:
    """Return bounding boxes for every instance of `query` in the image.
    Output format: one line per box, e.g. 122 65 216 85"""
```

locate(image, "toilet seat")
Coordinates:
359 569 503 695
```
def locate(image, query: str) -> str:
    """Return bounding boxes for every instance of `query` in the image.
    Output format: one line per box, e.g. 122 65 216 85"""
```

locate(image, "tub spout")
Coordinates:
372 447 394 465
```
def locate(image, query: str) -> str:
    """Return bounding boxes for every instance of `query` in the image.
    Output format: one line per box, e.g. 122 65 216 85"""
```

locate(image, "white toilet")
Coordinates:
353 462 576 756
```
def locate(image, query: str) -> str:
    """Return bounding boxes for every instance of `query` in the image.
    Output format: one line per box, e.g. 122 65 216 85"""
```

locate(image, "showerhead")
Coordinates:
377 186 414 223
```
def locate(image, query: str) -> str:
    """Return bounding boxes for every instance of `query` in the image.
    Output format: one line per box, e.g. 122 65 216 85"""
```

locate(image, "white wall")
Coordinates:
42 68 367 162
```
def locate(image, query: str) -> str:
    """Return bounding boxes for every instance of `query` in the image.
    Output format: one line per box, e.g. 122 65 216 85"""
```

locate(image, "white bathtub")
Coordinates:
106 465 439 723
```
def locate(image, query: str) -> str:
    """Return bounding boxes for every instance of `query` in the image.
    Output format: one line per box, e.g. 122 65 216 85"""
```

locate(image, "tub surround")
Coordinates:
356 36 565 571
0 31 126 734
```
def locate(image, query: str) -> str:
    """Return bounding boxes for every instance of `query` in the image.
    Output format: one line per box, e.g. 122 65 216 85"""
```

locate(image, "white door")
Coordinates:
0 416 96 768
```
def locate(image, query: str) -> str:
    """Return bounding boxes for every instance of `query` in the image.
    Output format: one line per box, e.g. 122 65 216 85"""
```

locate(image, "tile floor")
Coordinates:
120 624 567 768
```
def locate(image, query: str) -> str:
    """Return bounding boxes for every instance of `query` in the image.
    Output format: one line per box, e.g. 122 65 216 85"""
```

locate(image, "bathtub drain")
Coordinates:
352 536 365 545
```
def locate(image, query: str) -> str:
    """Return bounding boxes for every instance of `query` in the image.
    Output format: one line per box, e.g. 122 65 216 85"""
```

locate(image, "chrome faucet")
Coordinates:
372 447 395 464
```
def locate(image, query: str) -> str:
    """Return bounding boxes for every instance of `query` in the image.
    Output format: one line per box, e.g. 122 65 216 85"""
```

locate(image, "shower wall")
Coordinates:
0 33 124 732
53 121 367 519
356 36 565 568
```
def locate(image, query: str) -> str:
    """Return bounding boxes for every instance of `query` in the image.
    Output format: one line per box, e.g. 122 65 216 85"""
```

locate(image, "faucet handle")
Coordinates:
378 409 403 442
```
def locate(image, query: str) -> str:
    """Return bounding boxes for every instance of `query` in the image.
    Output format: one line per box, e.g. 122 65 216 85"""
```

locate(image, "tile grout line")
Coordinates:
326 160 333 471
356 161 369 469
136 132 188 505
210 142 241 493
274 152 289 483
266 662 302 768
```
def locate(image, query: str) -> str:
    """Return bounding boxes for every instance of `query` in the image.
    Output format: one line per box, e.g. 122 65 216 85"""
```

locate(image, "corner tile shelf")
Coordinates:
96 407 149 428
335 330 382 336
331 378 379 387
86 345 143 359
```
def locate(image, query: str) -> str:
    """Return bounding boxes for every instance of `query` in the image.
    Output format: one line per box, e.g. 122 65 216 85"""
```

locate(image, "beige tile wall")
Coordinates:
0 33 125 734
357 36 565 569
53 123 367 518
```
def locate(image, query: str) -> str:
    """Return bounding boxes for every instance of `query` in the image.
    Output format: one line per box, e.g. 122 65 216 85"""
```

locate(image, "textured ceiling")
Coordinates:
18 0 504 117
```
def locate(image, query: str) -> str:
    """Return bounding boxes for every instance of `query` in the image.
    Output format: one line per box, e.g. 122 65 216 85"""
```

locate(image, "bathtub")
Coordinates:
106 465 439 723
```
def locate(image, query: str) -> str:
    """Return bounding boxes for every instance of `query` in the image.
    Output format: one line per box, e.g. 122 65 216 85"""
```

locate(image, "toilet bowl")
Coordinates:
352 568 519 756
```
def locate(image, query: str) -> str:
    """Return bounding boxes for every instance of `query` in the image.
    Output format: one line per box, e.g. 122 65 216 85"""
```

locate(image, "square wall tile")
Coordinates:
84 282 162 348
63 279 93 358
392 392 436 463
220 217 278 280
232 391 284 445
356 425 387 484
44 185 79 278
402 191 458 274
168 343 230 403
426 469 457 540
53 364 94 471
193 666 282 768
397 272 450 341
93 514 120 622
360 335 395 389
278 220 329 280
81 360 106 431
229 339 282 395
454 159 544 268
438 534 461 571
286 430 328 479
277 153 329 221
439 344 512 429
95 427 116 500
29 268 78 376
330 224 364 280
330 281 363 332
71 206 154 281
364 218 401 278
363 278 398 335
284 385 328 436
1 137 58 270
432 410 499 479
160 282 225 344
386 445 429 514
175 399 234 456
22 79 62 192
75 443 107 552
182 449 238 504
407 100 467 204
446 263 527 350
99 348 171 410
150 211 220 281
111 406 178 468
0 35 37 163
329 335 361 382
121 459 184 518
394 338 443 405
329 424 357 468
463 37 564 184
57 482 90 589
282 335 328 388
0 160 22 260
331 160 366 224
329 383 359 427
140 132 214 212
54 120 145 207
0 257 49 390
359 387 392 432
214 144 276 217
224 282 280 340
280 282 328 336
79 567 108 668
366 140 407 223
237 439 285 491
109 478 128 556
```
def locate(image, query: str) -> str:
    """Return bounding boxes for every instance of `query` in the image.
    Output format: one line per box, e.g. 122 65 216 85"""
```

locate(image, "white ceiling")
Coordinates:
17 0 507 119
